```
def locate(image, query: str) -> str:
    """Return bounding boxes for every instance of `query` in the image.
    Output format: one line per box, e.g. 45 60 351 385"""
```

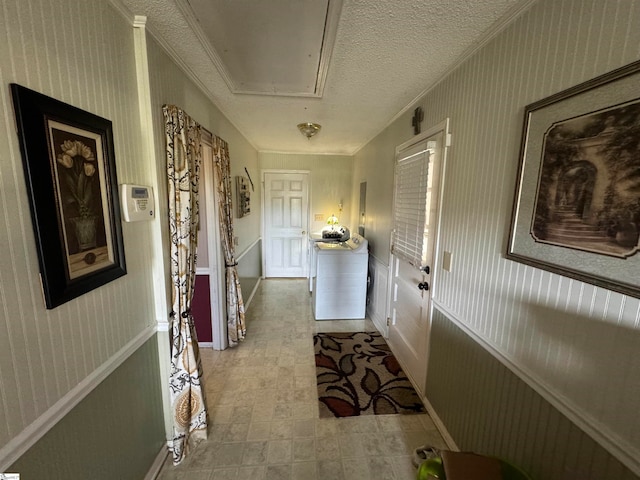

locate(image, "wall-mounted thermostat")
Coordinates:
120 184 155 222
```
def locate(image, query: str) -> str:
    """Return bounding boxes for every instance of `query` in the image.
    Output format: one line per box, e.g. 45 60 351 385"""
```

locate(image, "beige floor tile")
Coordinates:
252 403 275 422
293 419 315 438
367 456 397 479
338 433 366 458
265 464 292 480
392 455 420 480
291 402 314 419
157 279 447 479
241 441 268 465
315 418 340 438
342 459 371 480
237 466 266 479
317 459 345 480
210 467 238 480
315 435 341 461
212 443 245 466
267 440 293 464
292 438 316 462
247 422 272 441
291 462 317 480
270 419 293 439
221 422 249 442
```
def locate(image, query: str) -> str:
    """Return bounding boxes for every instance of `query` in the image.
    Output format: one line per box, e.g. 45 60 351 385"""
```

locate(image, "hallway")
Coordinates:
157 279 447 480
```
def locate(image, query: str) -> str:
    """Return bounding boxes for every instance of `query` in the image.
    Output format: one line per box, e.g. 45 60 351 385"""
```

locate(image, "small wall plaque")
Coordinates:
236 176 251 218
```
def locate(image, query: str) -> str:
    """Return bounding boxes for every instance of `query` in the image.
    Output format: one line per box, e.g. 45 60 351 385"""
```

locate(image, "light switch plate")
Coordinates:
443 251 453 272
314 213 324 221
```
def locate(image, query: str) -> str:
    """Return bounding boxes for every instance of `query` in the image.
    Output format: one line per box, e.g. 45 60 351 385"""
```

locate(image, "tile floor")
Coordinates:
157 278 447 480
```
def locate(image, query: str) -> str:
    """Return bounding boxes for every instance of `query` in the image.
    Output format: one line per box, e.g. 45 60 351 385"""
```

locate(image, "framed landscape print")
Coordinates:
11 84 126 309
506 60 640 298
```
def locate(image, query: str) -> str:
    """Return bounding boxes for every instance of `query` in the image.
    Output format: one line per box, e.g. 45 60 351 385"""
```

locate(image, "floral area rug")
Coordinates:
314 332 426 418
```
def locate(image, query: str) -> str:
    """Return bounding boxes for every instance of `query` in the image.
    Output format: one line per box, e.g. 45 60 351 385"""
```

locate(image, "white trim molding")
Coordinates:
144 446 169 480
422 396 459 451
236 237 262 262
243 277 262 311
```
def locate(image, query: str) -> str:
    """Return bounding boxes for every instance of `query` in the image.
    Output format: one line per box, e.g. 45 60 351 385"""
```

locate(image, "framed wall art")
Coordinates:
507 60 640 298
11 84 126 309
236 175 251 218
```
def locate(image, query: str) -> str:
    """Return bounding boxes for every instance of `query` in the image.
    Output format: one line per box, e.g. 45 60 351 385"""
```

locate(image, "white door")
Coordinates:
264 171 309 277
388 120 449 395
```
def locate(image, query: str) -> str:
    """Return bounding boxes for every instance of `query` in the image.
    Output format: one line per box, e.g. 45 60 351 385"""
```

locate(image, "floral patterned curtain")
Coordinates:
163 105 208 464
212 136 246 346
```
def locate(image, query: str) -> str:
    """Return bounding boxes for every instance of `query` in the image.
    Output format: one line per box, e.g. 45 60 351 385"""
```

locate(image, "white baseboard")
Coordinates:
198 342 214 348
423 395 459 451
144 445 169 480
244 276 262 310
369 308 388 337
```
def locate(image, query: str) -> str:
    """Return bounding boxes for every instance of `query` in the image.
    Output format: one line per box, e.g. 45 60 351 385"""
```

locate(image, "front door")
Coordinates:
264 171 309 277
388 120 449 395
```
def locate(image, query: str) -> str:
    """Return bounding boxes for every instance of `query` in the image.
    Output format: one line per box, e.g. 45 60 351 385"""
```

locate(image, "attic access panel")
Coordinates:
185 0 340 97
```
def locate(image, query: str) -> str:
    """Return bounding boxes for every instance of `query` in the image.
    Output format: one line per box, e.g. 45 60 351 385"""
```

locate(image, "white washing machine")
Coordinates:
312 233 368 320
308 232 323 293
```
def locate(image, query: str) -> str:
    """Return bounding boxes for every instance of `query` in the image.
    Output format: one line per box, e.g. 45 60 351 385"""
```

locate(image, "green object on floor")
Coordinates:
416 456 533 480
417 458 444 479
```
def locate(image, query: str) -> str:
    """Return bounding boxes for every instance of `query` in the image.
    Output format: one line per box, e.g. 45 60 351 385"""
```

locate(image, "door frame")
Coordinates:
260 169 311 278
197 131 227 350
385 118 451 386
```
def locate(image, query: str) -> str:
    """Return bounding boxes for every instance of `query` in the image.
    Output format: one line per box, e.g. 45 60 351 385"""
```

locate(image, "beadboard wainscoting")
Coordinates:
426 307 639 480
7 335 165 479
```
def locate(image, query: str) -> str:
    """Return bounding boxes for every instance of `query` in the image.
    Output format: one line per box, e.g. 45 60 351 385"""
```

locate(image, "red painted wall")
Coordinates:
192 275 212 343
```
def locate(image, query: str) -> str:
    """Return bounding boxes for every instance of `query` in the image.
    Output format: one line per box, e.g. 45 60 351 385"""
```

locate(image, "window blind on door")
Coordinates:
391 141 431 269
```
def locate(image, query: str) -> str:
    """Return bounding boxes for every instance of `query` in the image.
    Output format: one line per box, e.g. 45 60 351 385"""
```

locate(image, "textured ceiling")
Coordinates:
113 0 535 154
185 0 336 96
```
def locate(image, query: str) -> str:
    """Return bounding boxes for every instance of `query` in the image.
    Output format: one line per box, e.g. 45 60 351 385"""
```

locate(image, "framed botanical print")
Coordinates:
11 84 126 308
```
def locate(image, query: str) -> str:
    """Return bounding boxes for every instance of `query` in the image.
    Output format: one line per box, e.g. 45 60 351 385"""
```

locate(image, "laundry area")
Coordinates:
303 206 369 323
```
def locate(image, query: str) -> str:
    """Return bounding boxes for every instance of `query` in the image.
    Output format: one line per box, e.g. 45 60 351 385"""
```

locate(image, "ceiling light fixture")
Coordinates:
297 122 321 139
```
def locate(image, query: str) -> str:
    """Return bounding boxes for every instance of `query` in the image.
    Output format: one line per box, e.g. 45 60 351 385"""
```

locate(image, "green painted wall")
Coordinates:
427 308 638 480
9 337 165 479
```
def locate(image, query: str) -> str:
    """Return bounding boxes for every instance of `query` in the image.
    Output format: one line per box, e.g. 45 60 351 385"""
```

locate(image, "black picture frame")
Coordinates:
11 84 126 309
506 60 640 298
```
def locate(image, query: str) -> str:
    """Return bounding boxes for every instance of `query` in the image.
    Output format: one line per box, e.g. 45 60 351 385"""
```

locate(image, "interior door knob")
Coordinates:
302 231 306 235
421 265 430 275
418 282 429 291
